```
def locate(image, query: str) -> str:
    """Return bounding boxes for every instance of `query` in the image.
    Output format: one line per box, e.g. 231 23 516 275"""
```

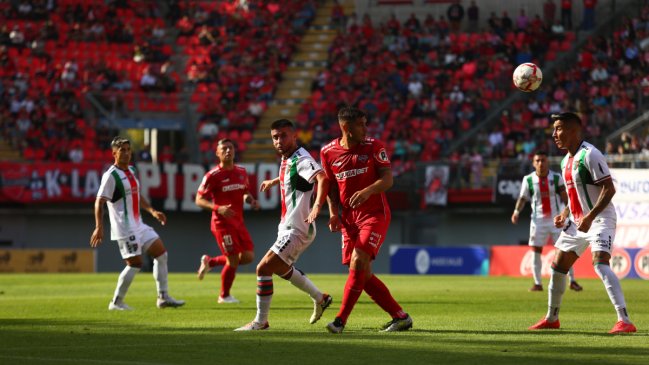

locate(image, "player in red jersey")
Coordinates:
320 106 412 333
195 139 260 303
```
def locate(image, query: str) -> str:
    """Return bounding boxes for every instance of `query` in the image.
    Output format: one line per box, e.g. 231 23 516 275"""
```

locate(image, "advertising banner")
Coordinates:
611 169 649 248
489 245 646 279
0 249 95 273
390 245 489 275
494 174 523 204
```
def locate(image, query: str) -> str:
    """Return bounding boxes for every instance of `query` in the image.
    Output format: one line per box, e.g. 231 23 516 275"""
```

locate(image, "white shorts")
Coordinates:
554 217 616 257
116 224 160 259
270 229 314 266
529 221 561 247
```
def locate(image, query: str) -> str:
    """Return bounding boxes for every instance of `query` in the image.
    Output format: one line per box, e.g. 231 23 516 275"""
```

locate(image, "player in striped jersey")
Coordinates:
235 119 332 331
90 137 184 311
512 151 582 292
529 112 636 334
235 120 331 331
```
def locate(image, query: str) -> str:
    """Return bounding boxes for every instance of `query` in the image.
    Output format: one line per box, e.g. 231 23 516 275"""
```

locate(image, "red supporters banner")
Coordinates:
0 162 281 210
0 162 108 203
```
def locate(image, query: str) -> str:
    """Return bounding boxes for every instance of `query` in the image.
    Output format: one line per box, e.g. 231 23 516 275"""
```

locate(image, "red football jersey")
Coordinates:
197 165 250 230
320 137 391 222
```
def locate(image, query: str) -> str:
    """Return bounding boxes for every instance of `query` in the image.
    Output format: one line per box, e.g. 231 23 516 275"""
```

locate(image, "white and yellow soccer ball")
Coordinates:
512 63 543 92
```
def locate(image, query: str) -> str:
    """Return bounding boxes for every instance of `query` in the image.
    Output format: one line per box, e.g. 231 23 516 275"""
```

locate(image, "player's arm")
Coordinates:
90 197 108 247
511 197 527 224
558 185 568 206
348 167 393 209
260 177 280 192
577 177 615 232
326 182 341 232
306 171 329 224
195 191 235 218
244 191 260 210
141 195 166 226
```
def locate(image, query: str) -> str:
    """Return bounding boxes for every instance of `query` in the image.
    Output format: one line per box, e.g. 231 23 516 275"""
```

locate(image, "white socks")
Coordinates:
284 267 323 303
546 269 566 321
568 267 576 282
254 276 273 324
594 264 631 323
153 252 169 296
532 252 542 285
113 265 140 303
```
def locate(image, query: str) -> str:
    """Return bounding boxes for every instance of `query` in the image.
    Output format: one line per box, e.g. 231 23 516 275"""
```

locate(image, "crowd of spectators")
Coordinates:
0 0 179 163
478 5 649 163
295 9 559 176
176 0 317 165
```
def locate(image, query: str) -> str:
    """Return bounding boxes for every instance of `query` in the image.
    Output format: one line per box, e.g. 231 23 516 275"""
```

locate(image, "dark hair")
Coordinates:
217 138 234 147
533 150 548 157
550 112 582 128
270 119 294 130
111 136 130 149
338 106 366 123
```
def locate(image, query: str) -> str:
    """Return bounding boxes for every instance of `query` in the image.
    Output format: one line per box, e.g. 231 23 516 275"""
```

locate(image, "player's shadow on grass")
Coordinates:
412 328 644 337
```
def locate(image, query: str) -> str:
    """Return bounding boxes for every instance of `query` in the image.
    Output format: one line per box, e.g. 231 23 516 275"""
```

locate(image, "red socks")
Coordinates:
220 264 236 298
337 269 366 324
364 274 406 319
208 255 227 267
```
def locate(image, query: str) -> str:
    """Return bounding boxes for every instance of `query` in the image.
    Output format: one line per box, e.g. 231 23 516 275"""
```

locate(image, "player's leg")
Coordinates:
110 235 143 310
235 250 277 331
198 229 230 280
219 249 239 302
269 232 331 323
550 226 583 291
358 223 411 332
591 249 636 333
146 237 185 308
530 223 587 329
529 246 544 291
567 267 583 291
210 229 240 303
529 248 578 329
328 247 370 332
528 223 544 291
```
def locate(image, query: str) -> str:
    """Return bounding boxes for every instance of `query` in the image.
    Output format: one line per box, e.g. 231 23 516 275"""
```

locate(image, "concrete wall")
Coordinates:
0 206 530 273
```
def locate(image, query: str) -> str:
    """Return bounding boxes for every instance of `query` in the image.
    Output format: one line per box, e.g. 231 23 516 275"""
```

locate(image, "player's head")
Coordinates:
270 119 297 158
551 112 582 151
338 106 367 143
111 136 131 166
532 150 549 175
216 138 235 165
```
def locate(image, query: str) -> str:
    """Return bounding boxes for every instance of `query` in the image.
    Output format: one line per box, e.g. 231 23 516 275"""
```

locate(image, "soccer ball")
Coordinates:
512 63 543 92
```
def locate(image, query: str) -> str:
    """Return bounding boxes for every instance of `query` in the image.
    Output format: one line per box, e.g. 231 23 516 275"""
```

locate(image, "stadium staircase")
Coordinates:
242 0 355 163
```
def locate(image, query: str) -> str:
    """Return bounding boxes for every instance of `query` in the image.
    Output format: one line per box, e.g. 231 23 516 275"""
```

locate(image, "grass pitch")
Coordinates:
0 273 647 365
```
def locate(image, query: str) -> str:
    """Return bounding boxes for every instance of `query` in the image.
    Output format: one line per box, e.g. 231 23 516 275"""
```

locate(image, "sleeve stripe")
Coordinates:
593 175 611 184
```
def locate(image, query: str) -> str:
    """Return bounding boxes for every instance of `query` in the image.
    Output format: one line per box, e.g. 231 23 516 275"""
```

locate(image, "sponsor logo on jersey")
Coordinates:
222 183 246 192
358 155 368 163
335 167 368 180
377 148 389 163
332 161 343 167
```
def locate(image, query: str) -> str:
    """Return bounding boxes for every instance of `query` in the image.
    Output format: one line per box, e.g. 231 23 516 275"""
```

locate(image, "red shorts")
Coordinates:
211 226 254 256
340 217 389 265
